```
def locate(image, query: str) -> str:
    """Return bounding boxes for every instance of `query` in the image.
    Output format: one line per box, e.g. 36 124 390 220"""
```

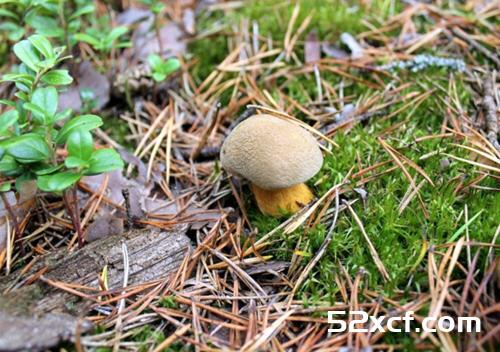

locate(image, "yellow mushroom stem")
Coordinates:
251 183 314 217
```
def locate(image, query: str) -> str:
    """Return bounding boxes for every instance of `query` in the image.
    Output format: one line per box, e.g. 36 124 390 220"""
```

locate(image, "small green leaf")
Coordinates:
0 99 16 107
67 129 93 161
107 26 128 41
13 40 40 72
28 34 54 59
31 86 58 123
7 25 25 42
15 91 29 102
69 4 94 20
0 110 19 135
5 134 51 163
56 114 102 144
0 155 20 176
53 108 72 122
33 163 64 176
74 33 100 46
37 171 81 192
37 57 57 70
152 72 166 82
115 41 132 49
26 15 64 38
41 69 73 85
65 156 88 169
148 54 163 70
0 21 25 41
0 183 11 192
161 58 181 75
1 73 34 86
15 81 30 93
37 1 58 12
0 8 19 20
23 102 48 124
151 2 165 14
85 148 124 175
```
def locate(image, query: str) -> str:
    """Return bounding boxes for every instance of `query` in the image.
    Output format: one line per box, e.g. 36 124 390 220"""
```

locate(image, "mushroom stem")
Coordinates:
251 183 314 217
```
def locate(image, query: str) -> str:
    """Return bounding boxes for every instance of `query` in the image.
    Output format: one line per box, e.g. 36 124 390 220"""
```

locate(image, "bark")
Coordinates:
0 228 190 351
482 74 499 150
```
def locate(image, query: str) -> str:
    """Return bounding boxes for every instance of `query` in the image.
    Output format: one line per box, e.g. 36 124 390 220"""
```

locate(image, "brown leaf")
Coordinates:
81 170 221 232
0 223 6 252
117 7 151 25
81 171 151 218
118 149 149 183
133 22 187 60
85 213 124 242
0 182 37 252
58 61 110 113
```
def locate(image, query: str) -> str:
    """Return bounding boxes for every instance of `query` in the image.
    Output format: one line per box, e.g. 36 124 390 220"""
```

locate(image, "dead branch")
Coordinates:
0 228 190 352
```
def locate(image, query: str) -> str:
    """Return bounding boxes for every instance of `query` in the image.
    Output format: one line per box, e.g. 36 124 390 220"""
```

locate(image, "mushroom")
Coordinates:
220 114 323 217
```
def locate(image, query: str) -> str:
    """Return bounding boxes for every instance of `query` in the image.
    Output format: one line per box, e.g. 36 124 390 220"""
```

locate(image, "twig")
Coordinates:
121 189 134 230
452 27 500 69
344 200 390 281
72 186 83 248
63 188 84 249
228 106 257 131
191 101 221 160
152 324 191 352
113 241 130 352
1 192 24 255
482 73 499 150
289 188 340 299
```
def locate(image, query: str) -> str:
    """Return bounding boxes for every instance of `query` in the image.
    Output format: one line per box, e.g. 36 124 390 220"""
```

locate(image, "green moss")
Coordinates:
130 326 166 352
184 1 497 349
158 295 178 309
245 66 498 310
100 113 133 148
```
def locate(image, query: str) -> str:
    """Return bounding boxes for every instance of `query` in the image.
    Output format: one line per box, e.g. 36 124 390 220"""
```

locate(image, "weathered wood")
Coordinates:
0 228 190 351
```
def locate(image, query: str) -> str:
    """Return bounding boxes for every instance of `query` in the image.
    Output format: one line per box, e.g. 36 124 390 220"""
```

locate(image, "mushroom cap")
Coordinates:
220 114 323 190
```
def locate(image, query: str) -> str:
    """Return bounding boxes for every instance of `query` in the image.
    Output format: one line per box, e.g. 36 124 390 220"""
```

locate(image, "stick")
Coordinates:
0 192 24 255
482 73 499 150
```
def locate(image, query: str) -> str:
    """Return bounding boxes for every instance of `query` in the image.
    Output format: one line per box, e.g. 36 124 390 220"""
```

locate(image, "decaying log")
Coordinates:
0 228 191 352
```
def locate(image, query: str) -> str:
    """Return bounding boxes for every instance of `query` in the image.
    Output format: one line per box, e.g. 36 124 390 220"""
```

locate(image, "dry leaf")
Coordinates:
133 22 187 60
0 181 37 252
117 7 151 25
58 61 110 112
86 213 124 242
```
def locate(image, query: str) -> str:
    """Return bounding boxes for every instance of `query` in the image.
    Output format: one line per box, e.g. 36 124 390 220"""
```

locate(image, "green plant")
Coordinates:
0 34 123 247
141 0 165 53
74 25 130 54
141 0 165 15
0 0 47 43
0 0 94 52
147 54 180 82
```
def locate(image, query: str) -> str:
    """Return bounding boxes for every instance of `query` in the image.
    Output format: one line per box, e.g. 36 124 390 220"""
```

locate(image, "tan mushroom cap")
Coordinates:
220 114 323 190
